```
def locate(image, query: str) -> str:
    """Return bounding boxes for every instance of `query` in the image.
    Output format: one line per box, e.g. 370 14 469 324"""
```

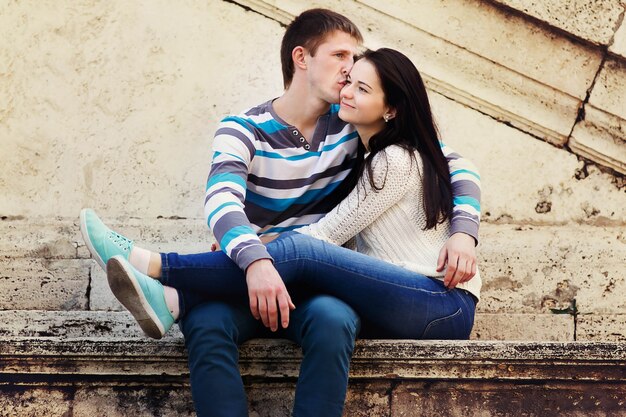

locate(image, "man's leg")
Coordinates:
280 295 360 417
178 300 262 417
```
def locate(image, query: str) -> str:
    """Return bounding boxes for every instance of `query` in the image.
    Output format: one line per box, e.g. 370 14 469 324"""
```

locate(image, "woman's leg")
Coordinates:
163 232 476 340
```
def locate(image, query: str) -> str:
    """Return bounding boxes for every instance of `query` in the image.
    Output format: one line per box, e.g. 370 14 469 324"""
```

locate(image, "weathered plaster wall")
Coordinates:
0 0 283 219
1 1 625 340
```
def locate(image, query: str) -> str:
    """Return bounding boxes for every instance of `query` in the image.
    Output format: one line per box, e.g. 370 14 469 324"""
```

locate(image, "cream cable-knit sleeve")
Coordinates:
297 146 419 246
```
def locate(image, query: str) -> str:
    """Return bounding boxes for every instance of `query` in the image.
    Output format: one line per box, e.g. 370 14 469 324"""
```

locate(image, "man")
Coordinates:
182 8 480 417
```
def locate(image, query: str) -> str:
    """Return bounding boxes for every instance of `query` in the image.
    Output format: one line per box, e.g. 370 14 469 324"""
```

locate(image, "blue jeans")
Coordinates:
166 232 475 416
179 295 359 417
163 232 476 340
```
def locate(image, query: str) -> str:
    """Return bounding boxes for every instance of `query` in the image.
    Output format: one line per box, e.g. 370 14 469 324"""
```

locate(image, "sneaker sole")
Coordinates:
107 257 165 339
79 209 107 272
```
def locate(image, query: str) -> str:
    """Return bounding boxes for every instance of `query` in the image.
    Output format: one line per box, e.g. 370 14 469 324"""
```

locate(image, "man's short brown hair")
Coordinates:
280 9 363 89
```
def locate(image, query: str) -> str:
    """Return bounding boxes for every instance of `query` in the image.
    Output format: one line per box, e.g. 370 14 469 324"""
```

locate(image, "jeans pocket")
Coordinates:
420 307 465 339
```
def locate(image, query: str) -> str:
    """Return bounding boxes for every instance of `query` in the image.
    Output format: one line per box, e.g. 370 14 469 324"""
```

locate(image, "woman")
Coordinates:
82 48 481 340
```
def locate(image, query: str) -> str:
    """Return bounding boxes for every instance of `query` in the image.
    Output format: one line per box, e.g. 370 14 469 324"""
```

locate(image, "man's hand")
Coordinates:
436 233 477 289
245 259 295 331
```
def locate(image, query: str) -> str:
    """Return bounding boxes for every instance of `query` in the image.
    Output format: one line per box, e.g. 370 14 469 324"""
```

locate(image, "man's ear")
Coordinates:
292 46 307 70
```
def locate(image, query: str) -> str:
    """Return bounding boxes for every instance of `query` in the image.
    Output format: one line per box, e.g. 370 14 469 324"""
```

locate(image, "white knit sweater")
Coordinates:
297 145 481 300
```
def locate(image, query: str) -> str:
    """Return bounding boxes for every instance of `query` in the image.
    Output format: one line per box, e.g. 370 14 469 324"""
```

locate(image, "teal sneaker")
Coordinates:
80 208 133 271
107 255 174 339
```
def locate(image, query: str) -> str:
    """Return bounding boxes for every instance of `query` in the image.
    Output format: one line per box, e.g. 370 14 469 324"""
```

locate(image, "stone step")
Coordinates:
2 219 625 340
1 311 625 417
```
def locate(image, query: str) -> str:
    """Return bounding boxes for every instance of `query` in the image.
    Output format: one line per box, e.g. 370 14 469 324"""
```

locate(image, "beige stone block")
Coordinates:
0 218 80 259
0 310 181 339
359 0 600 98
610 14 626 58
588 58 626 120
471 313 574 341
0 216 213 258
479 225 626 264
0 388 72 417
0 258 89 310
89 263 125 311
263 0 600 146
491 0 625 45
0 0 283 219
577 314 626 341
569 108 626 174
478 261 625 314
474 225 626 316
431 92 626 224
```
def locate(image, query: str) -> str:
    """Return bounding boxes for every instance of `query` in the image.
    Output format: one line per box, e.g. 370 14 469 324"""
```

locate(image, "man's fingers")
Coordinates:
249 293 260 320
267 294 279 332
258 297 269 328
278 294 291 329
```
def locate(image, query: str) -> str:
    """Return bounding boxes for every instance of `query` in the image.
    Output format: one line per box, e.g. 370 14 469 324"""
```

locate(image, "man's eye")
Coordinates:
345 80 352 85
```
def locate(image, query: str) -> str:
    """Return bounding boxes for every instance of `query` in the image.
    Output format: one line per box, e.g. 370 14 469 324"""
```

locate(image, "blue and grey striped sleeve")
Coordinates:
441 143 482 243
204 117 272 271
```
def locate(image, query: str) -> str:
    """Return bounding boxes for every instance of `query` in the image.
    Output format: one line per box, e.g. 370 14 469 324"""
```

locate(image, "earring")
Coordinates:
383 114 389 122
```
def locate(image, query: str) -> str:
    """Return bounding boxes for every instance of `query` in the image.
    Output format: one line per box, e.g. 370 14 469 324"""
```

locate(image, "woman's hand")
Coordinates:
437 233 477 289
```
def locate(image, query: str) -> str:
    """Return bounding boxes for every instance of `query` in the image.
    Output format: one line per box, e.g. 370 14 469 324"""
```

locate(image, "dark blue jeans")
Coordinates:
163 232 476 340
179 295 359 417
165 232 476 416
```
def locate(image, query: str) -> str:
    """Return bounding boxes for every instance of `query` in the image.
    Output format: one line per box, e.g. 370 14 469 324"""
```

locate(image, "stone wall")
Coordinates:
1 0 625 368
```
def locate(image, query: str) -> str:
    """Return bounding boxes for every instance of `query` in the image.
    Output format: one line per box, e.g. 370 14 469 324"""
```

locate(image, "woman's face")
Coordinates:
338 59 389 136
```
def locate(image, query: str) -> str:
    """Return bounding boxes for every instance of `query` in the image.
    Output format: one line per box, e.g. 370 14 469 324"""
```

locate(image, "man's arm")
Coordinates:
206 117 293 330
438 143 482 288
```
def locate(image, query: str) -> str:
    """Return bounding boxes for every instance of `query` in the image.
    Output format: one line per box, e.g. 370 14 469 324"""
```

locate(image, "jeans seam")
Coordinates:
273 256 450 295
421 307 463 338
160 253 170 286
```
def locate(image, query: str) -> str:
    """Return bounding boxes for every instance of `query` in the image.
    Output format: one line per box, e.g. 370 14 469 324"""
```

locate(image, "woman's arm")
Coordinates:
297 146 417 246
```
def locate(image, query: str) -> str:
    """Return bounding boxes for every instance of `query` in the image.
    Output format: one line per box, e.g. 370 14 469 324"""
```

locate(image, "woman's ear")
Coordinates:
292 46 307 70
384 107 397 121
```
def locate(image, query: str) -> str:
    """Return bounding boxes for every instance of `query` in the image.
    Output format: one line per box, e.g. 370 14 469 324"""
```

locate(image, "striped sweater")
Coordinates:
205 99 481 271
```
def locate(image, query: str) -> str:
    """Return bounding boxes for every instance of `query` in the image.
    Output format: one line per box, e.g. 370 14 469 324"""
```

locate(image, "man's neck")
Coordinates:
273 87 332 137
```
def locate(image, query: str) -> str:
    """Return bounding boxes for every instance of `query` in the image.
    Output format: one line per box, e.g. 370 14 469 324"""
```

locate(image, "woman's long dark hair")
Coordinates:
357 48 453 229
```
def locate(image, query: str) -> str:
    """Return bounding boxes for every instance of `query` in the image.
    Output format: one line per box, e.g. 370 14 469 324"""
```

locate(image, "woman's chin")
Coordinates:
338 109 355 124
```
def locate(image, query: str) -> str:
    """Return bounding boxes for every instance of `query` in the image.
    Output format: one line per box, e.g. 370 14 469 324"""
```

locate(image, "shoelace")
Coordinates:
108 231 132 252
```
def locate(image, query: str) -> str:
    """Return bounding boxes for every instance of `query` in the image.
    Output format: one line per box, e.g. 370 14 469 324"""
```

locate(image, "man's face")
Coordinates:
304 30 359 104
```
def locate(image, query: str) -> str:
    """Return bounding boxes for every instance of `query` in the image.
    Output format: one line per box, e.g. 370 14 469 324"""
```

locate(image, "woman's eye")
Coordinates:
359 87 367 93
345 80 352 85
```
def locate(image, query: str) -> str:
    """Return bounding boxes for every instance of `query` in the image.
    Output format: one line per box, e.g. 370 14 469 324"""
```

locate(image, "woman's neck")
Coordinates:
355 122 385 151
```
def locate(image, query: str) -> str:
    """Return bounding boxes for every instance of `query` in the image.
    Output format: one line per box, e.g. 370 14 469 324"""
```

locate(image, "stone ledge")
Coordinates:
2 336 625 383
2 312 625 416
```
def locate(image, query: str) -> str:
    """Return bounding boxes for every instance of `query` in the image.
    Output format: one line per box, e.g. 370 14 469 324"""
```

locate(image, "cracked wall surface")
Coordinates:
0 0 625 342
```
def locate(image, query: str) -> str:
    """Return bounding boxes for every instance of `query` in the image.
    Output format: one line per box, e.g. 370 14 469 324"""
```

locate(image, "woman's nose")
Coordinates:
341 85 353 99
